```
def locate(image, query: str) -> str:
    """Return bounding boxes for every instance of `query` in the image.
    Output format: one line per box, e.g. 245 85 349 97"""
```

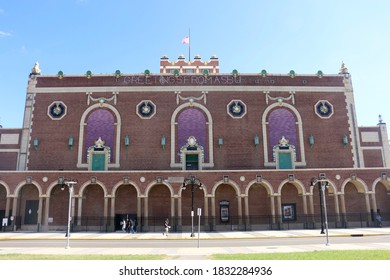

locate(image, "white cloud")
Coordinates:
0 31 11 38
20 45 27 54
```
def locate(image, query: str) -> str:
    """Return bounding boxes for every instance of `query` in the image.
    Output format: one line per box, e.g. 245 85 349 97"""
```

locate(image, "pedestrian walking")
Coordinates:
376 213 382 227
163 218 170 236
129 219 135 234
120 218 126 232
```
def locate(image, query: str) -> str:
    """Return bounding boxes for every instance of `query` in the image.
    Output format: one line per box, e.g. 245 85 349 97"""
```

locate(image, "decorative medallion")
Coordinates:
227 100 247 118
314 100 334 119
136 100 156 119
47 101 67 120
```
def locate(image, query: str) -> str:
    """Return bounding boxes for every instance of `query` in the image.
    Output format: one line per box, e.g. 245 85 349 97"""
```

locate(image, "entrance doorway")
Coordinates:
24 200 39 224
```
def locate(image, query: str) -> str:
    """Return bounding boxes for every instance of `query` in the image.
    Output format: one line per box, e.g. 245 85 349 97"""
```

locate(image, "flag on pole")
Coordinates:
181 36 190 45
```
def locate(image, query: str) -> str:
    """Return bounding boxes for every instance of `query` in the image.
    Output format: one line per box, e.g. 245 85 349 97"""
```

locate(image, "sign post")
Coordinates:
197 208 202 248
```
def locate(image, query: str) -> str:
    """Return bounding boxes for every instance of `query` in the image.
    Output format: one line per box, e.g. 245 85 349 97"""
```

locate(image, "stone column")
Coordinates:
5 197 11 217
11 196 18 230
103 196 109 226
137 196 142 224
237 195 243 225
44 196 50 226
37 196 43 226
203 195 209 226
77 196 83 226
244 195 249 226
110 196 116 218
177 196 182 226
211 196 216 228
143 196 148 227
302 194 308 215
364 192 371 213
308 193 314 215
334 193 341 224
171 196 175 218
370 191 378 213
270 194 276 224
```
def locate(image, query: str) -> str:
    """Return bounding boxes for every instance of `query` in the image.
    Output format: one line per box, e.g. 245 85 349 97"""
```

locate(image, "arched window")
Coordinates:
77 104 121 170
177 108 207 158
84 109 115 162
170 103 214 170
268 108 298 161
263 105 306 168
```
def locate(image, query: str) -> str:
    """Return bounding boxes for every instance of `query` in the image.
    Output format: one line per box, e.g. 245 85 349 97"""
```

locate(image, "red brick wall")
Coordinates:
344 183 366 213
376 183 390 213
148 184 171 218
363 149 384 167
27 75 354 171
115 185 138 215
248 184 271 216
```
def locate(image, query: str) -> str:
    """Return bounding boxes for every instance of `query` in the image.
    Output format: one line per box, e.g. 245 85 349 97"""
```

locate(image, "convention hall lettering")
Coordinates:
122 75 242 86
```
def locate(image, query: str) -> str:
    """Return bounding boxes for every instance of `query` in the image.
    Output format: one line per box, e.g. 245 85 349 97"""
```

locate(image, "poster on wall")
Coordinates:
219 200 230 222
282 203 296 221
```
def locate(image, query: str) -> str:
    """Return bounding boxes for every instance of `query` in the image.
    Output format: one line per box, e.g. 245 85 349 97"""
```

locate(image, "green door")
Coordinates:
278 153 292 169
186 154 199 170
92 154 106 171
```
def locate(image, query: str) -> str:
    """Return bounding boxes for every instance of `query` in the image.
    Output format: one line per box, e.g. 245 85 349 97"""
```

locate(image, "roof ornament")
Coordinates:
30 61 41 76
339 62 349 75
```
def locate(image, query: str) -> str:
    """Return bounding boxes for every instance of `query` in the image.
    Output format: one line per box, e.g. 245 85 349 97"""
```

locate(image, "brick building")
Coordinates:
0 57 389 232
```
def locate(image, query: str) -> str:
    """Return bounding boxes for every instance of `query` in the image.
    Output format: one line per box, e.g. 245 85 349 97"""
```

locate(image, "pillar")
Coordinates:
5 197 11 217
270 194 276 224
276 194 282 224
77 196 83 226
370 191 378 214
37 196 43 226
44 196 50 226
237 195 242 225
104 196 109 219
244 195 249 225
211 196 216 228
170 196 175 218
302 194 308 215
178 196 182 226
204 195 209 226
110 196 116 218
364 192 371 213
137 196 142 224
143 196 148 227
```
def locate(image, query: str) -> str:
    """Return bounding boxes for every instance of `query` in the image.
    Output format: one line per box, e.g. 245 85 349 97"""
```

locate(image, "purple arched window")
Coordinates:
84 109 115 162
177 108 207 161
268 108 298 160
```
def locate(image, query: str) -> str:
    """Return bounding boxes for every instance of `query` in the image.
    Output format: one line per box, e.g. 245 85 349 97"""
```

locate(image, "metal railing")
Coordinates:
0 212 387 232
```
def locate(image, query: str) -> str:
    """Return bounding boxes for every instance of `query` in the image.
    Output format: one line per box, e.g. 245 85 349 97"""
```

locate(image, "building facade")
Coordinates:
0 57 389 232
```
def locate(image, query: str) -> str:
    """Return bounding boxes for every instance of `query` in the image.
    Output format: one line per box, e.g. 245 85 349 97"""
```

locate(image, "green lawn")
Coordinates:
0 250 389 260
211 250 390 260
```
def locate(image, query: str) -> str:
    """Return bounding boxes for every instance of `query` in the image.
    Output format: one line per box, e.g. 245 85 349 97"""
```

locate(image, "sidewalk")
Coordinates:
1 227 389 258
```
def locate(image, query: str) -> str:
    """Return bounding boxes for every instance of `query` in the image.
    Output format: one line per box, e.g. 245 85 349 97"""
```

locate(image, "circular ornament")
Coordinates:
314 100 334 119
48 101 67 120
227 100 247 118
136 100 156 119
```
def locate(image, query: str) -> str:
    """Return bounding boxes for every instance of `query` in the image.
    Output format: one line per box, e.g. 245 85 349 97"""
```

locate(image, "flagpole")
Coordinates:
188 28 191 62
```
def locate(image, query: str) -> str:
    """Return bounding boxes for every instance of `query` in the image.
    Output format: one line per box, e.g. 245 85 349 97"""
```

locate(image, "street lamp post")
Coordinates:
62 179 77 249
310 176 330 246
182 175 202 237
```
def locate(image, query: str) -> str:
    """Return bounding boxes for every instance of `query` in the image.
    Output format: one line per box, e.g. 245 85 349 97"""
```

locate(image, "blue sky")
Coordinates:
1 0 389 128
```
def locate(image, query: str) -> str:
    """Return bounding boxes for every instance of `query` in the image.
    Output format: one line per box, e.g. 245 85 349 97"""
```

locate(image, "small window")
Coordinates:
185 69 194 74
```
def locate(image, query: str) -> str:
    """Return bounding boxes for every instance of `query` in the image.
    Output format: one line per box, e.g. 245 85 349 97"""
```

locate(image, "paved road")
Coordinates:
1 235 388 248
0 227 389 258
